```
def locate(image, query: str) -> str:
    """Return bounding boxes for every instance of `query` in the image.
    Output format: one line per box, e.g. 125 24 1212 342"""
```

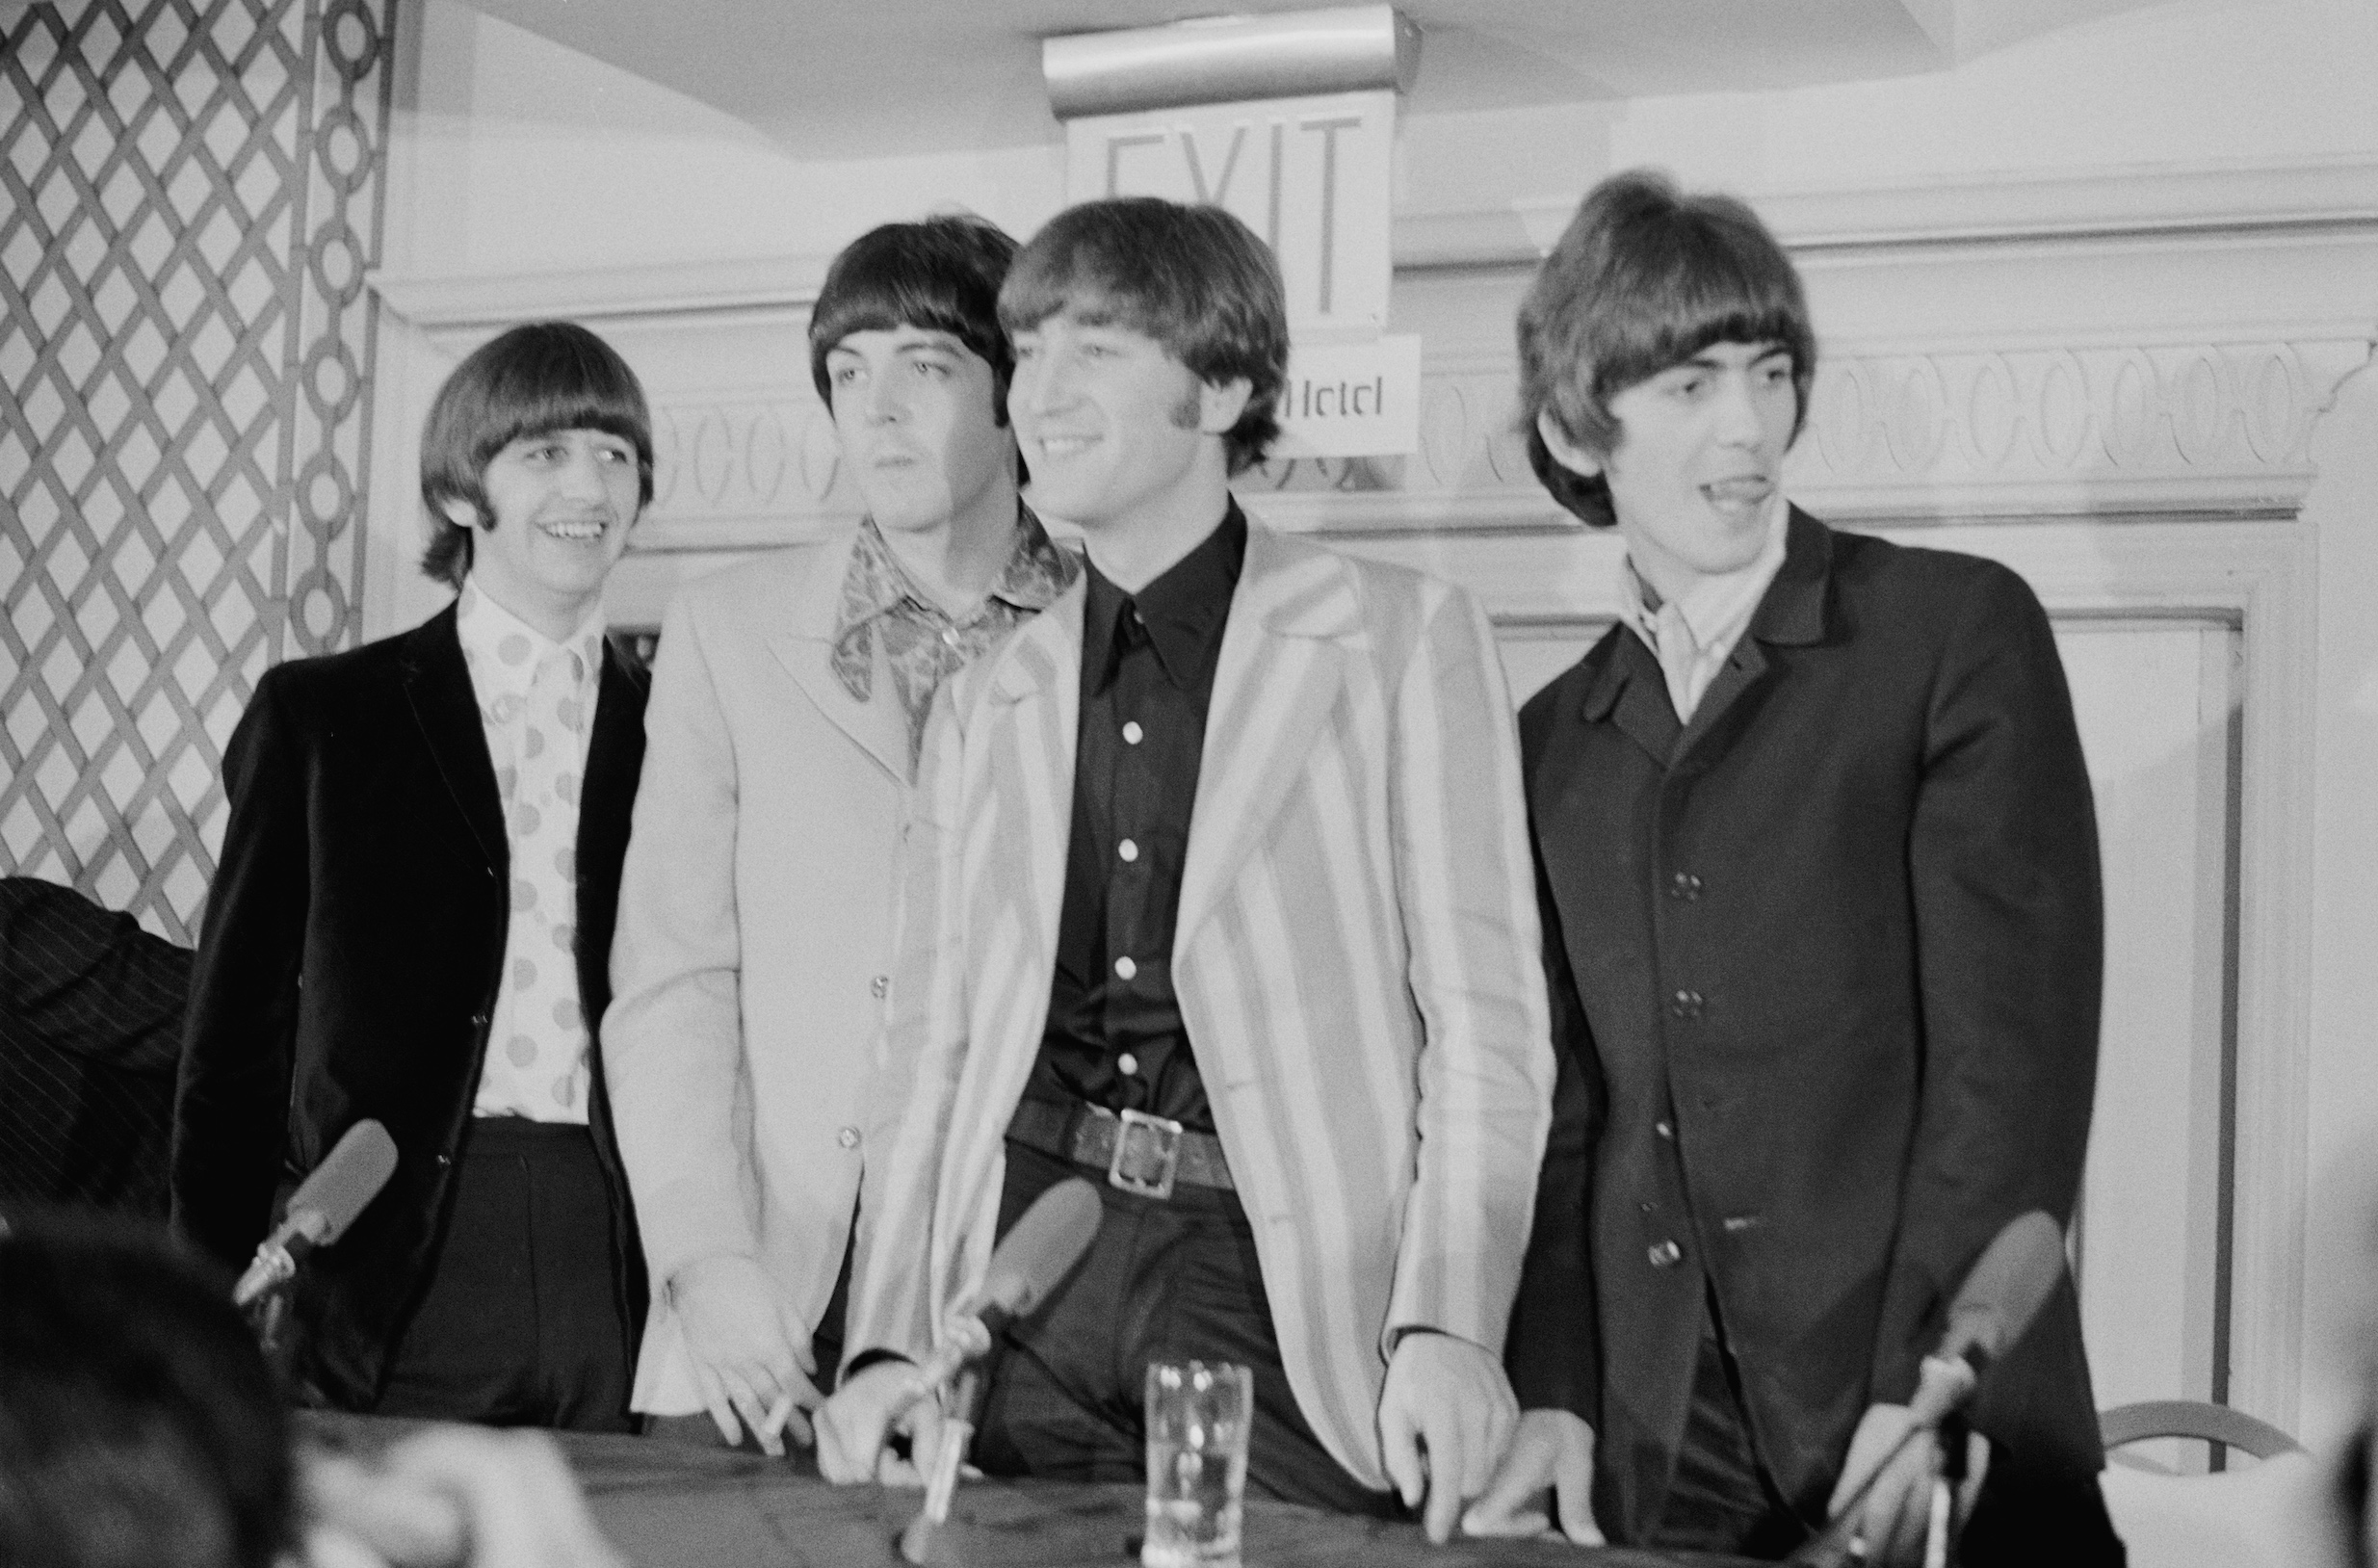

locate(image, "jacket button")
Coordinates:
837 1126 860 1150
436 1153 453 1168
1648 1240 1683 1267
1668 871 1703 900
1655 1119 1675 1140
469 1012 489 1029
1668 989 1704 1019
870 975 889 999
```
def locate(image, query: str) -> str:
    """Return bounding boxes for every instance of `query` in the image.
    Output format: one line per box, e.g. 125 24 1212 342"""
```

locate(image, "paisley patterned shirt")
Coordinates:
830 506 1078 767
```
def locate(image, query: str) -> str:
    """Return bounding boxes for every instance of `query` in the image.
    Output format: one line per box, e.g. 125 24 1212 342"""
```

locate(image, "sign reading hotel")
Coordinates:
1064 87 1420 457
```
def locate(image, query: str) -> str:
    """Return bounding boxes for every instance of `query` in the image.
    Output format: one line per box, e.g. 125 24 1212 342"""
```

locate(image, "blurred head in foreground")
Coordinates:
0 1209 292 1568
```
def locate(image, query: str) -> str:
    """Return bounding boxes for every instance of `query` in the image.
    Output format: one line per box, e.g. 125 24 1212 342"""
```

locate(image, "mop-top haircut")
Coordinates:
1517 170 1816 528
1000 197 1290 475
418 321 655 588
807 214 1023 418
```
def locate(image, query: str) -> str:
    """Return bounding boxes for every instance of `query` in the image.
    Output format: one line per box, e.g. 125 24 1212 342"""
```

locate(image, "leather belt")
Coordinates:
1007 1097 1234 1200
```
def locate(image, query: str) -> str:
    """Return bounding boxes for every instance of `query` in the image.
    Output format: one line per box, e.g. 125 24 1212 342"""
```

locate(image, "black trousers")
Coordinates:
972 1138 1400 1518
375 1116 635 1432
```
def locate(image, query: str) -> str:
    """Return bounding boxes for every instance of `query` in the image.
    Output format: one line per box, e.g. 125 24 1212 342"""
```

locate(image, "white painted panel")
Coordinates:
2064 619 2240 1431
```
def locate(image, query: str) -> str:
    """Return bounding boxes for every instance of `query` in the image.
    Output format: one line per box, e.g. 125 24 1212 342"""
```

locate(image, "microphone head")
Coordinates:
978 1177 1103 1320
285 1120 399 1246
1944 1209 2066 1366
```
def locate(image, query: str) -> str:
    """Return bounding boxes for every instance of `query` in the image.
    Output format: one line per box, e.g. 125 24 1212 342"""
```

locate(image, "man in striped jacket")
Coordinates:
818 197 1555 1538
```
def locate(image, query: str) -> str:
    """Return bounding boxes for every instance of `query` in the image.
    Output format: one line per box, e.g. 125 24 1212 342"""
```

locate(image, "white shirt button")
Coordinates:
941 628 961 647
838 1126 860 1149
1118 838 1139 863
1114 955 1137 980
1121 721 1143 745
870 975 889 998
1118 1053 1139 1077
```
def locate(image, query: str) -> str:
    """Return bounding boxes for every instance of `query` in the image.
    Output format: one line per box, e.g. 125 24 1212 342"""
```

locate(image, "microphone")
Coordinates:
1789 1210 2068 1568
910 1175 1104 1394
1905 1209 2067 1427
905 1177 1103 1549
232 1120 400 1309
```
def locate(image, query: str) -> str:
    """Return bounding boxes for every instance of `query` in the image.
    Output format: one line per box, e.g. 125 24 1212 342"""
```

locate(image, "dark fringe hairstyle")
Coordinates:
1517 170 1816 528
807 214 1022 420
1000 197 1288 476
417 321 654 589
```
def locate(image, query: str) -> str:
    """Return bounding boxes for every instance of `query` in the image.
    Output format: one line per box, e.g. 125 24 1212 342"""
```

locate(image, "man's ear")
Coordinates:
1535 409 1605 480
440 498 482 531
1198 377 1254 437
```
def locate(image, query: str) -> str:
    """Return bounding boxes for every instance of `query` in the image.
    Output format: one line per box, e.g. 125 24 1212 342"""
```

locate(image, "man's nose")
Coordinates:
865 369 906 423
1712 373 1765 442
557 446 609 498
1019 353 1076 415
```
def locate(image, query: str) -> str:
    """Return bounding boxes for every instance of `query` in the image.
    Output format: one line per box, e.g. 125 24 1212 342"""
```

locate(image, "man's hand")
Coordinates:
815 1359 945 1487
1376 1330 1520 1542
1825 1403 1991 1566
1461 1408 1604 1546
301 1425 625 1568
668 1254 820 1455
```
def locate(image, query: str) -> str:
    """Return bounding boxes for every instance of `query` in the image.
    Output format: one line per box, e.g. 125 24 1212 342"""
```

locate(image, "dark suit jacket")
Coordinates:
1508 510 2106 1542
170 606 648 1409
0 878 191 1217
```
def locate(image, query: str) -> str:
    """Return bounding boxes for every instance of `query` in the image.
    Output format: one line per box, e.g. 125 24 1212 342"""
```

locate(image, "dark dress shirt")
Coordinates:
1025 504 1247 1131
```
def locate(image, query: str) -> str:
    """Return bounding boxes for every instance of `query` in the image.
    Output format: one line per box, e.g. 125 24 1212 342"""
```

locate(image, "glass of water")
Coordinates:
1142 1360 1253 1568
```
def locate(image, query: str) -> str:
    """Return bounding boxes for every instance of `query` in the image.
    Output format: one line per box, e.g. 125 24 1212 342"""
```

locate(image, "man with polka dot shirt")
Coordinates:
172 321 655 1430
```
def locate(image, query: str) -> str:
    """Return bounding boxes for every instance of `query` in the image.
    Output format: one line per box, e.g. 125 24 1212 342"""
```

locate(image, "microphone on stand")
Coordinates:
902 1177 1104 1564
1790 1210 2069 1568
232 1119 400 1310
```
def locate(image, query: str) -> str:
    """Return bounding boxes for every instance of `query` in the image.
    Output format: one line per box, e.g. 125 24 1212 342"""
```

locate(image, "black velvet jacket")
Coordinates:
170 606 648 1408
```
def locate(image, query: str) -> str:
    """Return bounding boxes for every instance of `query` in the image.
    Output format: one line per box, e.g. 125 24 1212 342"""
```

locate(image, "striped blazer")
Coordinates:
847 522 1554 1489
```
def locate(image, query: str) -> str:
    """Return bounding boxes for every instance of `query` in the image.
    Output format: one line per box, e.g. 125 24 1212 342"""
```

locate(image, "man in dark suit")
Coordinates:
171 322 653 1429
1467 171 2123 1563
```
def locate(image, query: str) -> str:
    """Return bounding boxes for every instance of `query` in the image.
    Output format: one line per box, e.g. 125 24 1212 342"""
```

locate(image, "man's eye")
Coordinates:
1013 341 1040 361
832 364 861 386
596 446 633 464
913 358 951 379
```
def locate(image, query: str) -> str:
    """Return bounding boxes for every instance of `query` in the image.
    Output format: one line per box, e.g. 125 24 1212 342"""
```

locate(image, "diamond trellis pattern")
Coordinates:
1 0 392 941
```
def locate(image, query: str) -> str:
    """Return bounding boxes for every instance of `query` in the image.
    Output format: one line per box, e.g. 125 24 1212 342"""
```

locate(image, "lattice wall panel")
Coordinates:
1 0 393 940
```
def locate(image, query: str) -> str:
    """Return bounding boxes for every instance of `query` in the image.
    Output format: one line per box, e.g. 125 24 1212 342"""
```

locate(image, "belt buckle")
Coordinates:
1109 1108 1184 1199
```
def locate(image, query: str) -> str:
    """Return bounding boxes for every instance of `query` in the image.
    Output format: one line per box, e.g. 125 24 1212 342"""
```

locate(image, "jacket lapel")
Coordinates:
982 573 1084 999
771 533 915 785
398 606 505 875
1176 528 1360 945
1668 508 1833 770
1580 630 1683 770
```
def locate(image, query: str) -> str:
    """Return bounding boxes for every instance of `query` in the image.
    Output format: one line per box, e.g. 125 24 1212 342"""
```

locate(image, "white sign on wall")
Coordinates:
1064 88 1396 335
1268 334 1422 458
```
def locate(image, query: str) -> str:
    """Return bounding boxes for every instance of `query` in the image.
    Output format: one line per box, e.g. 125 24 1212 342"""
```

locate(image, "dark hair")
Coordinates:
1516 170 1816 528
809 216 1022 419
1001 197 1289 475
0 1210 293 1568
418 321 655 588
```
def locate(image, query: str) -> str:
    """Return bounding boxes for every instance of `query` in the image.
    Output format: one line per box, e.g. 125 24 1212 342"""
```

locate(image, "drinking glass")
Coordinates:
1142 1360 1253 1568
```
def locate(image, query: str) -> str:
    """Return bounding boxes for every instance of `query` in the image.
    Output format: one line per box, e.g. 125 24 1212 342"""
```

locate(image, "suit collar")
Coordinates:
398 605 505 874
1577 509 1834 767
772 531 917 784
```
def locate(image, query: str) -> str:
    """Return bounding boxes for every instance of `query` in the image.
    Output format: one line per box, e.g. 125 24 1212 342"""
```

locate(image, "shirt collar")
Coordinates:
456 578 606 698
1084 501 1247 691
1621 490 1790 656
834 504 1076 648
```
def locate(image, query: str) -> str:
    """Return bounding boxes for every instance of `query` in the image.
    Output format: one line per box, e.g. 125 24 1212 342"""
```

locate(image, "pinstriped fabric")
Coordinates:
846 528 1552 1491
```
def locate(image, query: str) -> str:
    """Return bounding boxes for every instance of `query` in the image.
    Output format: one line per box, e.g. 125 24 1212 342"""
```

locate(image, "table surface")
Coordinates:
301 1415 1749 1568
552 1428 1740 1568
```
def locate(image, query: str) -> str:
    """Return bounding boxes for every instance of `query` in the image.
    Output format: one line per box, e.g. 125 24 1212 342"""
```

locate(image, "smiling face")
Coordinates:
1538 341 1797 601
448 427 640 637
1006 309 1246 540
824 326 1015 543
